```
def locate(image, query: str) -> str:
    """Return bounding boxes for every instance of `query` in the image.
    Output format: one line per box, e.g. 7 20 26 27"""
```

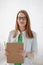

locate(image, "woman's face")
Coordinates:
17 12 27 28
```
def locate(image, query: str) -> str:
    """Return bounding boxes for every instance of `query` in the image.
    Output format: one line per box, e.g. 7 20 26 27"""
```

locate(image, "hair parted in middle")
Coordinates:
13 10 34 38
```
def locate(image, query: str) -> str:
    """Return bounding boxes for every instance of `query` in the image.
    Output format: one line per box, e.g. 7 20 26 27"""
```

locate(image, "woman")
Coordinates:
6 10 37 65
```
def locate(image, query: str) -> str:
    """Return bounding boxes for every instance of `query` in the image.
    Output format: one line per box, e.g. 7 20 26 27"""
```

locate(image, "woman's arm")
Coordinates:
26 32 38 59
26 52 34 59
26 32 38 60
18 50 34 59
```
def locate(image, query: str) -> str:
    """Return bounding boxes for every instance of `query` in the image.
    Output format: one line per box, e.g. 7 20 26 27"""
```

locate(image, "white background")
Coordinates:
0 0 43 65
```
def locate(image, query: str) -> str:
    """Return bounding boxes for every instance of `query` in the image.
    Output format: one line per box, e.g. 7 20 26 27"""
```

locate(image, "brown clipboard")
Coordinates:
6 42 24 63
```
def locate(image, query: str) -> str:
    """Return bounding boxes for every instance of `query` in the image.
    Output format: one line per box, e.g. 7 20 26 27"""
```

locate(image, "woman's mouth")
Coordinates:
20 22 24 24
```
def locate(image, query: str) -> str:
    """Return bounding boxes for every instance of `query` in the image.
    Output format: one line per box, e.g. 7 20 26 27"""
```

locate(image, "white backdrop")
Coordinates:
0 0 43 65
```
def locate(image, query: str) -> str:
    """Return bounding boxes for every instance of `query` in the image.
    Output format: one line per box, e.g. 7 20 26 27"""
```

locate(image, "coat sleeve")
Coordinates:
31 32 38 54
7 30 14 42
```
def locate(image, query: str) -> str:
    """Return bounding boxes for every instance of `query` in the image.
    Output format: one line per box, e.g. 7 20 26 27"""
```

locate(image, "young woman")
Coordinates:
6 10 37 65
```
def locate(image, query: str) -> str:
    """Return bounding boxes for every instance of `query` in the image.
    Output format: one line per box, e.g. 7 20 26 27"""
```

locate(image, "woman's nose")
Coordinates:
20 19 23 21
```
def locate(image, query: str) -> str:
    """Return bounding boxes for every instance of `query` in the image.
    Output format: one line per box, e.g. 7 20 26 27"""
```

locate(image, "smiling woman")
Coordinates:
5 10 38 65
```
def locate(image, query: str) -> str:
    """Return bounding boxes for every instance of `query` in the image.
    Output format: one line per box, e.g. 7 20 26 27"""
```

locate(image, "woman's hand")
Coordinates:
18 50 34 59
5 49 10 56
26 52 34 59
18 50 27 57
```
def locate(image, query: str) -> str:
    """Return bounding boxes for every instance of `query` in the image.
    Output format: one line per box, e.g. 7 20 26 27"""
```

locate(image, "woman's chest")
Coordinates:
10 36 33 52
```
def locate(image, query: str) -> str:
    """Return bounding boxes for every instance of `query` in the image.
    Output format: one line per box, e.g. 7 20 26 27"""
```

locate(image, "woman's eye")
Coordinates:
18 17 26 21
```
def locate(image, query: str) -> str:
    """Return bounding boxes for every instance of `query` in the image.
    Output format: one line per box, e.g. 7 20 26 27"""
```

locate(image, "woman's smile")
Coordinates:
20 22 24 24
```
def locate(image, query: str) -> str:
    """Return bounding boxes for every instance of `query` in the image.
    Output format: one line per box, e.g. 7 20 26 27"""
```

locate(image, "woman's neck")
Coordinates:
19 26 26 32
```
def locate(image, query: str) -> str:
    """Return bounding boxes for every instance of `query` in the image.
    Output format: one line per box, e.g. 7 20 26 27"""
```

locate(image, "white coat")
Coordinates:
7 30 37 65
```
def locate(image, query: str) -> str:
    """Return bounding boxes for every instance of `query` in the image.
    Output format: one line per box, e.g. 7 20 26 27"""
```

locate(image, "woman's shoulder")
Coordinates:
9 30 15 34
32 31 37 38
9 30 15 37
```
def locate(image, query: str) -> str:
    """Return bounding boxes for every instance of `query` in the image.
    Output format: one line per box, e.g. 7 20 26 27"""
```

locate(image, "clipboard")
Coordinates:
6 42 24 63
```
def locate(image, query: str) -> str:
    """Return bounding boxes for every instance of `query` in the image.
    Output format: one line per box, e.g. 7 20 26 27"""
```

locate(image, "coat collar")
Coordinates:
16 30 26 42
17 30 26 37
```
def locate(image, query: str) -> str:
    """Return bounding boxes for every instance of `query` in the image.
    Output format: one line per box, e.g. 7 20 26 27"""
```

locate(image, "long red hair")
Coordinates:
13 10 34 38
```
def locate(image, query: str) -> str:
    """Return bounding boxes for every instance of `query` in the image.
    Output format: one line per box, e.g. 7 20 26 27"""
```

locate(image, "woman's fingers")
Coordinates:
18 50 26 57
5 49 10 56
18 50 25 53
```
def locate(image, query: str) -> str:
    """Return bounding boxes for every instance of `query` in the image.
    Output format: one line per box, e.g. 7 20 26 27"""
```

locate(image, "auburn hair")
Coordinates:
13 10 34 38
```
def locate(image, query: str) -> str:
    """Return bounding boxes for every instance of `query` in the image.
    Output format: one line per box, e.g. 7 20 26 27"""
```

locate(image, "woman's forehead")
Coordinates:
18 12 26 17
